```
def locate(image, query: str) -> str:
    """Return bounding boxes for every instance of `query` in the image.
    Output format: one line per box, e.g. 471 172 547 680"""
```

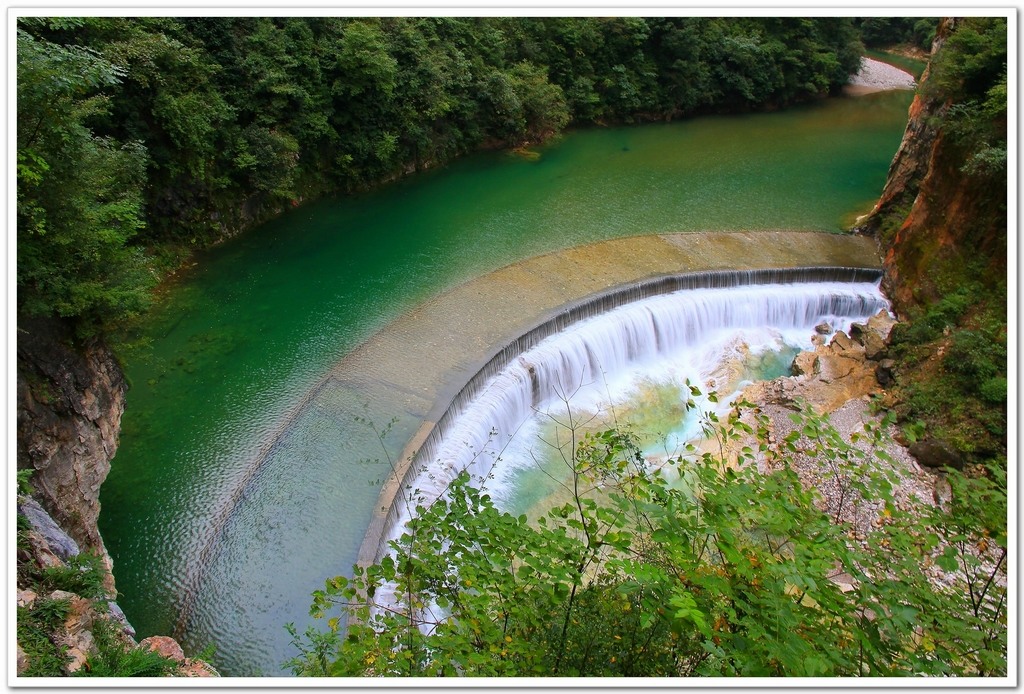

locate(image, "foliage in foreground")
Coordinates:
288 399 1006 677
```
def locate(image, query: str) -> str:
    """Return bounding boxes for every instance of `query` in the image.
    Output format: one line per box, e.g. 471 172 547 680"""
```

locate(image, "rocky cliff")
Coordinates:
16 317 125 566
15 317 216 677
856 16 1007 467
860 17 1007 314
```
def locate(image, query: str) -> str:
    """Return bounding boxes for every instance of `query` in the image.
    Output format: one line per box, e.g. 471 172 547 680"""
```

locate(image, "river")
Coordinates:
100 89 912 676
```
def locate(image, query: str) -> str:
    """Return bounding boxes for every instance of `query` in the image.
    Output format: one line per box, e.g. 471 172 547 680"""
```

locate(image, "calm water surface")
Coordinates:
100 91 911 676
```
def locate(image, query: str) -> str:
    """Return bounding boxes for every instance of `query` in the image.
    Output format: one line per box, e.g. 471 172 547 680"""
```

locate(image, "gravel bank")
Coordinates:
847 57 917 93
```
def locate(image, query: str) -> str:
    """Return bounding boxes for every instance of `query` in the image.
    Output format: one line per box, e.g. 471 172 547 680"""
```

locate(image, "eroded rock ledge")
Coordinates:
16 496 218 677
734 310 953 539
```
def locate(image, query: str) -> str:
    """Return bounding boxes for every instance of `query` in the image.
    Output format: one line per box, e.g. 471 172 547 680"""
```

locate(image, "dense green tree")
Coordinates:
855 17 938 50
17 22 152 330
927 16 1007 183
16 16 870 328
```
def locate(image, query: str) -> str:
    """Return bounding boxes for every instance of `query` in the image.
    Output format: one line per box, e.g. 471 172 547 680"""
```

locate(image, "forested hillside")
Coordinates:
17 16 862 334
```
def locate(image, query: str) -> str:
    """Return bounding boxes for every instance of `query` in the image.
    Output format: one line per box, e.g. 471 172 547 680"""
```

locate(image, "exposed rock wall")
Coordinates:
864 19 955 225
859 17 1006 314
15 317 220 678
16 317 124 558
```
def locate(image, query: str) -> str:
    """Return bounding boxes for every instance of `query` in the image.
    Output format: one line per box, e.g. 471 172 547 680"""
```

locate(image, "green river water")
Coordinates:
100 90 912 676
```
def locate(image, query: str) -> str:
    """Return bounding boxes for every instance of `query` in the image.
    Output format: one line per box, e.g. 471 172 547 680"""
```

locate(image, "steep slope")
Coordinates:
860 17 1007 314
858 16 1007 467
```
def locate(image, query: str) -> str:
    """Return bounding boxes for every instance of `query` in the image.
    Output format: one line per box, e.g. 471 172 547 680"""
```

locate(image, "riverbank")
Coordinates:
735 312 943 527
845 56 918 95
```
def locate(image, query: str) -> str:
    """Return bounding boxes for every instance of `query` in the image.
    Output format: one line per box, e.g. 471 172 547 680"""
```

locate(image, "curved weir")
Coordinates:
363 267 887 563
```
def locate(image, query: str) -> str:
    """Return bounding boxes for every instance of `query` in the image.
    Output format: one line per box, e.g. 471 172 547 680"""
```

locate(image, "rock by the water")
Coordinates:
815 322 833 335
848 322 886 358
140 635 186 663
829 331 858 353
791 351 818 377
106 601 136 640
867 310 897 344
18 497 80 561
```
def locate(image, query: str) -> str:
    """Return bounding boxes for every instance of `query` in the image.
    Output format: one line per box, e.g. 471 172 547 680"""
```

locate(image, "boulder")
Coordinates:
106 601 136 640
908 439 963 471
791 351 818 377
18 497 80 561
867 310 897 344
875 359 897 387
862 330 888 360
829 331 858 353
140 635 186 663
815 322 833 335
848 322 869 344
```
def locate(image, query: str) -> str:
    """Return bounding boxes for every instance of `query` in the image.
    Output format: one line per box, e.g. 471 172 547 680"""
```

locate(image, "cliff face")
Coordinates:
865 20 953 228
15 318 220 677
862 17 1007 314
16 317 125 561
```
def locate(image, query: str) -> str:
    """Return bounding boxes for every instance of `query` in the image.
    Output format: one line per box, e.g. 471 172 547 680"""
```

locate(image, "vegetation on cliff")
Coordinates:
853 17 938 52
16 488 217 677
17 16 863 334
864 17 1007 478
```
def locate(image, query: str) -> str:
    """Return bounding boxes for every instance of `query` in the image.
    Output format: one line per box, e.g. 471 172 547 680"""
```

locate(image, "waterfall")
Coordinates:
373 268 889 563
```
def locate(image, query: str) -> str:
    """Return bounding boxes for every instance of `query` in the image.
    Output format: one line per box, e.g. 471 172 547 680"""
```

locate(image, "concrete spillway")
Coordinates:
344 230 883 567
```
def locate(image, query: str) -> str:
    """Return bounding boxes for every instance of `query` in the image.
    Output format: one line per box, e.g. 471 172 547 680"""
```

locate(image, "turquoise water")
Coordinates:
100 90 912 676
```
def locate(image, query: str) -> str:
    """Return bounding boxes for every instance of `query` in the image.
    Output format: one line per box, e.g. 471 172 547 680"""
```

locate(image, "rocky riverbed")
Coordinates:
735 310 942 526
725 311 1007 597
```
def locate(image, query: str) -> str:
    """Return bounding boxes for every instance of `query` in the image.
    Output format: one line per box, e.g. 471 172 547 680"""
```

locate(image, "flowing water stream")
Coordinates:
100 90 912 675
371 272 890 616
381 275 890 555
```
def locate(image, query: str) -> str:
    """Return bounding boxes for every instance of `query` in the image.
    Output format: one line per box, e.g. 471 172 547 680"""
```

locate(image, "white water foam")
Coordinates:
383 280 888 551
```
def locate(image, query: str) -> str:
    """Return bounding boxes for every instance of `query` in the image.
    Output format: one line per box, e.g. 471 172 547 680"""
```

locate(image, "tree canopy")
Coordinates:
17 16 865 331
